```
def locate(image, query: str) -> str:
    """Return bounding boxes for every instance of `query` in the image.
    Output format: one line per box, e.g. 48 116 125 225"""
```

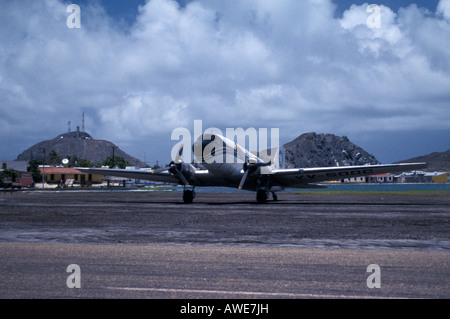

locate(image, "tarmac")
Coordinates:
0 189 449 300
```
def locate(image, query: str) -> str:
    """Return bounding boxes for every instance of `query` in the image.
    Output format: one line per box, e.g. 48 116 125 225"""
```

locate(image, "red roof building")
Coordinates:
39 167 103 185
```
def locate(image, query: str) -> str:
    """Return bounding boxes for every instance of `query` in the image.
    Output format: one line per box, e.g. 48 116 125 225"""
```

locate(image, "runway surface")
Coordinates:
0 189 449 299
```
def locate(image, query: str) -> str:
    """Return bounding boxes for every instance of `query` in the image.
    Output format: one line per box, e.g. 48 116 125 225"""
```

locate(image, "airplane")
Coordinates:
77 134 427 203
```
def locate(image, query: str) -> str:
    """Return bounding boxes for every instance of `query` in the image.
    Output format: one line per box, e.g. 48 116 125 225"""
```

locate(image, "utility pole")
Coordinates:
40 148 46 189
112 147 115 168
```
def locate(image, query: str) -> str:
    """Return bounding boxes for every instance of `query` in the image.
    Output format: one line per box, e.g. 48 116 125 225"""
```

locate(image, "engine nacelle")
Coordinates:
178 162 196 184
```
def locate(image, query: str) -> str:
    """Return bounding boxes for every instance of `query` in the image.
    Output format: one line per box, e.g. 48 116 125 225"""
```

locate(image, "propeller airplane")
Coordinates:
78 134 427 203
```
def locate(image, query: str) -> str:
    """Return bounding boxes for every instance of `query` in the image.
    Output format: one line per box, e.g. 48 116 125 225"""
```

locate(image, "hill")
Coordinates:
395 149 450 172
283 132 380 168
16 130 145 167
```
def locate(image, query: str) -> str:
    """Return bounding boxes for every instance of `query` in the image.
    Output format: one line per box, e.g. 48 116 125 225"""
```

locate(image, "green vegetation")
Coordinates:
64 154 93 167
0 168 19 188
0 168 18 181
48 150 61 166
27 160 42 183
101 156 130 169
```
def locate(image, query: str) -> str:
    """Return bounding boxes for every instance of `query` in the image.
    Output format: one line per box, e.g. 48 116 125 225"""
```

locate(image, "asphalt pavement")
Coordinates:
0 190 449 301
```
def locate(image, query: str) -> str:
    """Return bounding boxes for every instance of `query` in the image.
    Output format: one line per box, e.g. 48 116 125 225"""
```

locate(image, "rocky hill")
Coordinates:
16 129 144 167
283 132 380 168
395 149 450 172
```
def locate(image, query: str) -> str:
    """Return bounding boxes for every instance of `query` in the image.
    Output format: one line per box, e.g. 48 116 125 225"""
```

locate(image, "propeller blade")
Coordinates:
238 169 249 190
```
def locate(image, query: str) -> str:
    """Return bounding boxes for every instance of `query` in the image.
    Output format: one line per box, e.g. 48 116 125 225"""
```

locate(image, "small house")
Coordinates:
367 174 394 183
39 167 103 186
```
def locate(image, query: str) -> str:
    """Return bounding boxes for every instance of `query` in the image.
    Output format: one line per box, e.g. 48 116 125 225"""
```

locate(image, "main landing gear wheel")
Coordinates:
183 188 195 204
256 189 268 203
256 190 278 203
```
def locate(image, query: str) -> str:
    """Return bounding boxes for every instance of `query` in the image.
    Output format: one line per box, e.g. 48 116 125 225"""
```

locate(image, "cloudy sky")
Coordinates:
1 0 449 165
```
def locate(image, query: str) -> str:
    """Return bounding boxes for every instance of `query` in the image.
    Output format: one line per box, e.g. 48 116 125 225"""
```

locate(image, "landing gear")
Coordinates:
256 189 268 203
256 175 277 204
256 190 278 203
272 192 278 201
183 186 196 204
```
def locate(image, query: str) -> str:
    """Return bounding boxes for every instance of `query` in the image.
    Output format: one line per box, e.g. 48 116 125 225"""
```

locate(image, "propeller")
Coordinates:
238 169 250 190
238 157 271 190
152 144 190 186
169 163 189 186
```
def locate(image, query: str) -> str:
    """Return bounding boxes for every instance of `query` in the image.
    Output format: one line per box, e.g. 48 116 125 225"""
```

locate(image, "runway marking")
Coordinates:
105 286 403 299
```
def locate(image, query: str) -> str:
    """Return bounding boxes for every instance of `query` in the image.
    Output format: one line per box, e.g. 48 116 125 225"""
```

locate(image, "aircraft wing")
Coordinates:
76 167 221 186
76 167 180 184
268 162 427 188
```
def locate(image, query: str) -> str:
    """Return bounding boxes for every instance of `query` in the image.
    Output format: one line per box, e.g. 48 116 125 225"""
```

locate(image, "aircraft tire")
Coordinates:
183 190 194 204
256 190 268 203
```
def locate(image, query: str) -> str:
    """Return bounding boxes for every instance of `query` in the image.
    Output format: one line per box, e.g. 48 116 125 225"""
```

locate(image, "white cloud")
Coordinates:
99 91 189 141
437 0 450 20
340 4 403 57
0 0 449 163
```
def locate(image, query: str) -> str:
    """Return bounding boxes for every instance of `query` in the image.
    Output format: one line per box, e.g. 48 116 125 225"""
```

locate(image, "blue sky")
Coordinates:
83 1 440 18
81 1 441 25
1 0 449 165
335 0 439 13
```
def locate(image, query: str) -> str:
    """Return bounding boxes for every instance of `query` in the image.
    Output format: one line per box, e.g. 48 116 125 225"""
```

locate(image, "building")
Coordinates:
394 171 449 183
1 161 33 188
342 176 367 183
102 175 131 187
14 171 33 188
39 167 103 186
1 170 33 188
425 172 448 183
367 174 394 183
